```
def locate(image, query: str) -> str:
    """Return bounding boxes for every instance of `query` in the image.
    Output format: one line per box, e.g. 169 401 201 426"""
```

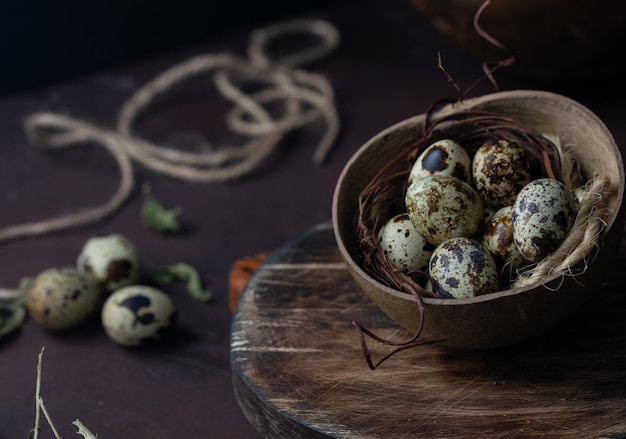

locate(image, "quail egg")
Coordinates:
101 285 177 346
405 175 484 246
77 234 141 292
26 267 103 331
512 178 578 262
429 237 500 299
408 139 472 185
378 213 432 272
472 139 534 207
482 206 527 283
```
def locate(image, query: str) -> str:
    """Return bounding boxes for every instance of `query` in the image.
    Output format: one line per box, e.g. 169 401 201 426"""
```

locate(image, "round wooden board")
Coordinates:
230 222 626 438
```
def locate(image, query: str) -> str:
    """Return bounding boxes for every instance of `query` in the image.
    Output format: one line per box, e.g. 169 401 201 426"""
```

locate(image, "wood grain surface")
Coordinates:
231 221 626 439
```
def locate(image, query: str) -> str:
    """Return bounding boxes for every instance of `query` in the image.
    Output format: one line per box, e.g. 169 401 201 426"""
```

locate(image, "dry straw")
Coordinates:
0 19 340 244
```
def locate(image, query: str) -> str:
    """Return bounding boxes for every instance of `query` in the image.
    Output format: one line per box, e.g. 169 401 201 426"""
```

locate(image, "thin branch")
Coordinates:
39 397 63 439
437 52 462 100
473 0 508 52
32 348 45 439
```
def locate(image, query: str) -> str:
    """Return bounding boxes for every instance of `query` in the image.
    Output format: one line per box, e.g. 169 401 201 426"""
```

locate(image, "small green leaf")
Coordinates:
0 306 26 338
141 184 182 233
72 420 97 439
153 263 213 302
0 277 32 339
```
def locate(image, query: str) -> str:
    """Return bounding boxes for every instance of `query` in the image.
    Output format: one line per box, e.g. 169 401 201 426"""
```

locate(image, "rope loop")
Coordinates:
1 19 341 243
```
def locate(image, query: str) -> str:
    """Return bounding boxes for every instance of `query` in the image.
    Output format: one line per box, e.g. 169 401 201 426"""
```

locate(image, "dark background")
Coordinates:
2 1 626 437
0 0 354 97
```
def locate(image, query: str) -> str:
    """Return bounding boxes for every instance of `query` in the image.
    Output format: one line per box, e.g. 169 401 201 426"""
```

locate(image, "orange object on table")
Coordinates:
228 251 271 313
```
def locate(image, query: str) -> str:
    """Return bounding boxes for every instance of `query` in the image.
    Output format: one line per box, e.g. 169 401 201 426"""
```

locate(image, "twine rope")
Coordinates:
513 136 615 288
0 19 340 244
513 172 614 288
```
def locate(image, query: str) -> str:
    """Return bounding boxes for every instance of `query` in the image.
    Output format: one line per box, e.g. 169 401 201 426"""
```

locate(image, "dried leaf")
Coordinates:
0 277 32 339
0 306 26 339
153 263 212 302
72 420 97 439
141 185 182 233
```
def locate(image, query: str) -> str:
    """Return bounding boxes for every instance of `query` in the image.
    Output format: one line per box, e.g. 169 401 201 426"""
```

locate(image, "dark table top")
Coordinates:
1 1 625 437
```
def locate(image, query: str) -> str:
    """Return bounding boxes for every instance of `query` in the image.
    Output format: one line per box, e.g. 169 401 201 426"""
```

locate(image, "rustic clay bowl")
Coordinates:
410 0 626 80
332 90 625 349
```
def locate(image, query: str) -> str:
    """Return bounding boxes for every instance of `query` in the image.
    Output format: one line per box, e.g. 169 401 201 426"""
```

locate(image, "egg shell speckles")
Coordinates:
378 213 432 272
26 267 103 331
77 234 141 292
472 139 534 207
405 175 484 246
512 178 578 262
101 285 177 346
408 139 472 185
429 237 500 299
482 206 527 272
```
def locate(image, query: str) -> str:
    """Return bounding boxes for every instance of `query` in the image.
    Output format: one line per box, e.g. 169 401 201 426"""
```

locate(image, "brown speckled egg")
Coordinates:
26 267 103 331
429 237 500 299
482 206 527 271
405 175 484 246
512 178 578 262
409 139 472 185
472 139 534 207
77 234 141 292
378 213 432 272
101 285 177 346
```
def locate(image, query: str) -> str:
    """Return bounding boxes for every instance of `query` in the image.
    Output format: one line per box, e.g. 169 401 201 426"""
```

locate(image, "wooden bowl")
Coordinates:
332 90 625 349
410 0 626 80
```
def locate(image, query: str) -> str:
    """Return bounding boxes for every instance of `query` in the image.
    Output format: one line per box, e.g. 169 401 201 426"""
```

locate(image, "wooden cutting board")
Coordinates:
230 222 626 438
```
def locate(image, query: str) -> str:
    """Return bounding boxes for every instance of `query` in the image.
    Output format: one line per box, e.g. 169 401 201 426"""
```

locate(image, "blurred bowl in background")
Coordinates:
410 0 626 80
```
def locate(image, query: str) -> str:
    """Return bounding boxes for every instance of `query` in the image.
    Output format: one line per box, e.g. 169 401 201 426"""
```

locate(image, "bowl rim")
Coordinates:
332 89 625 307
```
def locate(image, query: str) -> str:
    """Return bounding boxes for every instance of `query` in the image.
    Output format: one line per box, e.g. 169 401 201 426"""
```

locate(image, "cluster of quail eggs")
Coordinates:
25 234 176 346
377 137 579 299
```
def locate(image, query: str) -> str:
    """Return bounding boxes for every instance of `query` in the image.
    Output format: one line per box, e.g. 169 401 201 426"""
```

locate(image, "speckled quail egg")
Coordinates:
405 175 484 246
429 237 500 299
101 285 176 346
472 139 534 207
512 178 578 262
26 267 103 331
77 234 141 292
482 206 527 274
378 213 432 272
408 139 472 185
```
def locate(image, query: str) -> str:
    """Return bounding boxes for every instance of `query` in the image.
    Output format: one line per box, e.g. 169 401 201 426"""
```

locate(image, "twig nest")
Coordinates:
26 267 103 331
101 285 176 346
77 234 141 292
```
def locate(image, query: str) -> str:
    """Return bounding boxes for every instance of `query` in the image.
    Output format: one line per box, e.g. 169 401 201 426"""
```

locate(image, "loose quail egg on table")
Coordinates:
377 213 432 272
408 139 472 185
512 178 578 262
77 234 141 292
26 267 103 331
101 285 177 346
